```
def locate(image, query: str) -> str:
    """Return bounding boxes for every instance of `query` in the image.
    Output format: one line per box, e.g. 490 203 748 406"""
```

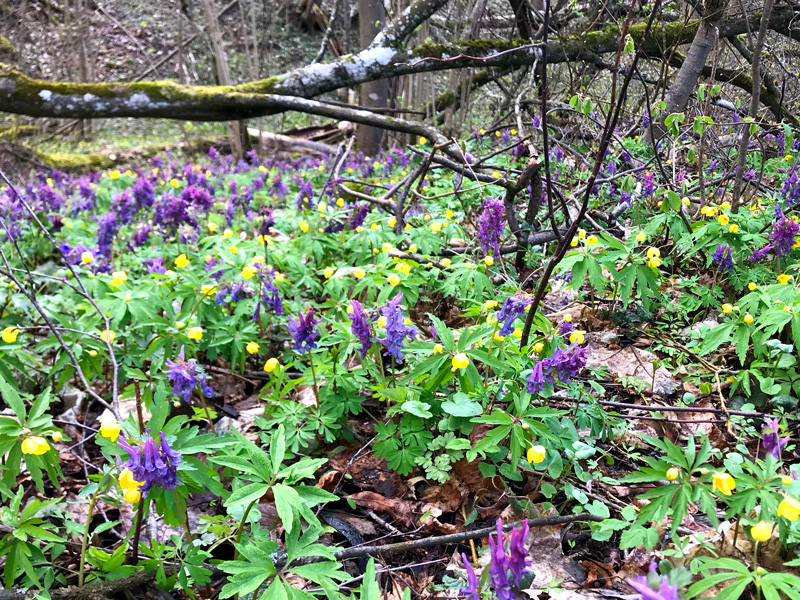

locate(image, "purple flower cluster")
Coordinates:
376 293 417 362
782 167 800 206
288 308 321 354
477 198 506 254
165 346 214 402
487 519 533 600
118 430 182 495
711 244 734 272
180 185 215 213
349 300 374 359
627 563 679 600
769 209 799 257
496 295 532 337
762 417 789 460
153 192 197 234
143 256 166 274
527 345 588 394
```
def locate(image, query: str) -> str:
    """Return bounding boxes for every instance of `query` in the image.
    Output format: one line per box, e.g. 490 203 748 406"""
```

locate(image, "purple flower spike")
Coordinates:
711 244 734 272
349 300 374 359
488 519 512 600
459 553 480 600
626 562 679 600
477 198 506 255
507 520 531 586
496 295 532 337
376 293 417 362
770 209 800 257
288 308 321 354
118 430 181 495
487 518 534 600
164 345 213 402
762 417 789 460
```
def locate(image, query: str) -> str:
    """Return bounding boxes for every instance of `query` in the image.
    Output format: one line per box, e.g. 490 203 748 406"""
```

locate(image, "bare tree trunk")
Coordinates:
656 0 730 132
730 0 774 213
75 0 94 138
356 0 389 155
198 0 247 158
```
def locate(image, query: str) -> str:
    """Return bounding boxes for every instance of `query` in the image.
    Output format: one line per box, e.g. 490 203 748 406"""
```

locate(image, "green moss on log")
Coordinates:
37 151 115 170
0 125 36 140
0 36 14 55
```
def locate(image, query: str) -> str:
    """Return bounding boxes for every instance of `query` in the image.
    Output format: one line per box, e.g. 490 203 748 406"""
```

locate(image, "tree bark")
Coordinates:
356 0 390 155
658 0 730 125
198 0 248 158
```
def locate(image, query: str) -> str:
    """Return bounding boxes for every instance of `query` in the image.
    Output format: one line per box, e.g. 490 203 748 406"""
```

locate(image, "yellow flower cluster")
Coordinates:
21 436 50 455
119 468 144 503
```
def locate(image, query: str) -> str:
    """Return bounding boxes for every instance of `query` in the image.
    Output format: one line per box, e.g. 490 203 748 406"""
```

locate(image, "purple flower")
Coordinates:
627 563 679 600
349 203 370 231
750 245 773 262
477 198 506 254
180 185 214 213
769 209 799 257
762 417 789 460
496 295 531 337
488 519 533 600
288 308 321 354
376 293 417 362
164 346 213 402
97 211 119 259
133 177 155 210
558 320 574 337
118 430 181 495
259 208 275 237
526 345 587 394
459 554 480 600
349 300 374 359
143 257 167 274
782 168 800 206
153 192 197 234
711 244 734 272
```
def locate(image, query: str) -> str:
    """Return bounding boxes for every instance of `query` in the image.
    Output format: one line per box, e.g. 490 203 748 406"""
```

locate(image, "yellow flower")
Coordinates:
712 472 736 495
778 274 792 285
381 243 393 252
728 224 739 233
387 274 401 286
201 284 216 296
744 314 754 324
324 267 335 279
666 468 680 481
636 232 646 242
81 251 94 264
513 328 522 339
646 247 660 259
452 353 469 370
563 314 572 322
783 475 793 485
722 304 734 314
51 432 62 442
246 341 260 354
751 521 774 542
431 222 442 233
99 419 121 442
299 221 310 233
533 342 544 353
586 236 599 246
578 229 586 240
2 327 18 344
748 282 757 291
119 468 143 491
479 128 485 135
786 154 793 161
494 333 504 342
388 217 397 228
648 257 662 268
111 271 128 286
441 259 451 267
242 265 257 279
100 330 115 343
353 267 366 279
175 254 189 268
419 136 427 145
484 300 499 310
433 344 443 354
409 244 417 252
717 214 730 226
371 223 381 230
124 488 142 503
208 222 217 232
527 445 546 464
318 202 328 213
396 263 411 275
228 245 238 254
569 331 585 344
275 273 285 282
88 350 97 357
223 228 233 238
336 198 345 207
778 497 800 521
21 436 50 455
570 239 578 247
187 327 203 340
484 256 494 266
446 209 454 219
264 357 279 373
681 197 690 206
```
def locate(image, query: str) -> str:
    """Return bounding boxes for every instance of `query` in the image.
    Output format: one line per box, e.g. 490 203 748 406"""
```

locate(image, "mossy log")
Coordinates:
0 6 795 123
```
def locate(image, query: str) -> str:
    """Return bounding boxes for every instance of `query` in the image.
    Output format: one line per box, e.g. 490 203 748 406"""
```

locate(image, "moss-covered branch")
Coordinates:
0 7 795 122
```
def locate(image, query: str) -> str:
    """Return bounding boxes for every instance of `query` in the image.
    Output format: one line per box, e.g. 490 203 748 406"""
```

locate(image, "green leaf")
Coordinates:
359 559 380 600
0 374 25 419
441 394 483 417
224 482 269 509
273 484 301 536
401 400 432 419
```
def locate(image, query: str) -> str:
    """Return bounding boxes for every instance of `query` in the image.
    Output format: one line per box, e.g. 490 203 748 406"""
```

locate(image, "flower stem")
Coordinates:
372 344 386 388
308 352 320 406
173 489 193 543
79 487 100 586
197 387 217 434
233 498 259 561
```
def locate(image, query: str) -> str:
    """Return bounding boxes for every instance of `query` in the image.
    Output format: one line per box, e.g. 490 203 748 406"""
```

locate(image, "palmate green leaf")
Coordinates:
224 482 269 509
686 571 744 598
273 484 301 536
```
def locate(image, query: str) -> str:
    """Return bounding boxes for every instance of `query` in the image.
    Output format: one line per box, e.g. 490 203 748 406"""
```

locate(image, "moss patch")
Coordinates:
36 150 115 170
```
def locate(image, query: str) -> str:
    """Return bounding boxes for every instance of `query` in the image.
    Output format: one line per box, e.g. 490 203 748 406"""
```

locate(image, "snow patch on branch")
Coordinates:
39 90 52 101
